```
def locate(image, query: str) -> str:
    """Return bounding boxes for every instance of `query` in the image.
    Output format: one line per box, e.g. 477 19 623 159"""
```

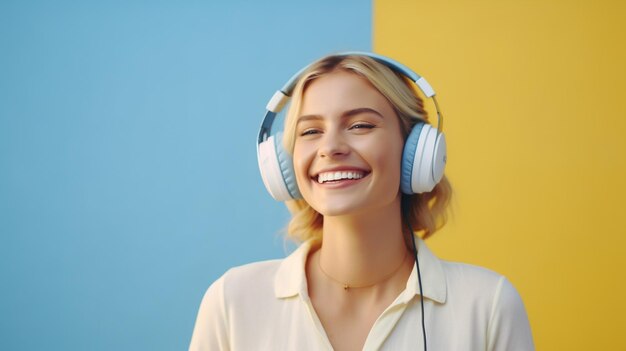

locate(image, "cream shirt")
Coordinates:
189 239 534 350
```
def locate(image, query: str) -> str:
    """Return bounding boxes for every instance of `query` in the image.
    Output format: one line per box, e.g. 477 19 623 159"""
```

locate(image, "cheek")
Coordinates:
292 143 313 187
373 141 404 186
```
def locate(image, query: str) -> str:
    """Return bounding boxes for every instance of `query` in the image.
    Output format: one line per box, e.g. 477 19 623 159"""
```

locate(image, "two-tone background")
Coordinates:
1 1 624 350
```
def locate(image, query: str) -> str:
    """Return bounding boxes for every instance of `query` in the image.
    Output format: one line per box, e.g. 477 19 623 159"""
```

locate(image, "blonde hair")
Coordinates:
282 54 452 245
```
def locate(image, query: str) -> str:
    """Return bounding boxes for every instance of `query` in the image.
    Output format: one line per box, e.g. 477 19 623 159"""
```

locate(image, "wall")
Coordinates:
0 1 370 349
374 1 626 349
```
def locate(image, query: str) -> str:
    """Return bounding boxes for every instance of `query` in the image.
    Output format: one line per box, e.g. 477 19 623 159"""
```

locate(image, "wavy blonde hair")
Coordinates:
281 54 452 245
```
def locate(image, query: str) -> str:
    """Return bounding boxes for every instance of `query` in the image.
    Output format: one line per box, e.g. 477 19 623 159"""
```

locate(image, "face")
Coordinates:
292 70 405 217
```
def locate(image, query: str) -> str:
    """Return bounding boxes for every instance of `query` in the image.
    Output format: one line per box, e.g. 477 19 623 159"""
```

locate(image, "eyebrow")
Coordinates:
297 107 384 124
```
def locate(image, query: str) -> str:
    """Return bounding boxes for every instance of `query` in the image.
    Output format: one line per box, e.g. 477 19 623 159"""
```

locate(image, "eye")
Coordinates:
349 123 375 130
299 128 321 137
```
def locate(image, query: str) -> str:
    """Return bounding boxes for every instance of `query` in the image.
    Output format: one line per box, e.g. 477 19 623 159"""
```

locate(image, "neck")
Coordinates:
318 196 409 288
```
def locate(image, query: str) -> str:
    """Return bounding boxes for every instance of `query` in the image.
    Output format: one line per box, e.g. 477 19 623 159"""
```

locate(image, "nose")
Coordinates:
318 130 350 158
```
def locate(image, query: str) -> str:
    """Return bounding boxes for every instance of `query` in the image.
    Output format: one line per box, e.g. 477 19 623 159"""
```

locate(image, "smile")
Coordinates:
316 171 367 184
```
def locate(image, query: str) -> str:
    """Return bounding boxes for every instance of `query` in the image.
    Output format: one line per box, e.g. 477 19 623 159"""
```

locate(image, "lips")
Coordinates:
313 168 370 184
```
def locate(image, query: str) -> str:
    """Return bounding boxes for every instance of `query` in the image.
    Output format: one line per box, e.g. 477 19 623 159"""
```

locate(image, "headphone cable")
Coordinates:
408 222 427 351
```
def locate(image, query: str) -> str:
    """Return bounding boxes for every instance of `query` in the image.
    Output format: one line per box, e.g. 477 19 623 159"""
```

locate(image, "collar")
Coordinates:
274 238 447 304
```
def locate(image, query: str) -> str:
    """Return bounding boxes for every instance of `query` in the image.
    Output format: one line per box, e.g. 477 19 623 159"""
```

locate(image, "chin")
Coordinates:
308 199 359 217
306 189 401 218
314 200 381 218
316 206 358 217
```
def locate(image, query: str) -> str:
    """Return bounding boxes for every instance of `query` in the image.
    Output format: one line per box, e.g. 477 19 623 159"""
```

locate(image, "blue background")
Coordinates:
0 1 370 349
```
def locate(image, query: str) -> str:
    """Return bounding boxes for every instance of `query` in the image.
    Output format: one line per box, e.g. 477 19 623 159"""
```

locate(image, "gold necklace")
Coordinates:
317 250 409 291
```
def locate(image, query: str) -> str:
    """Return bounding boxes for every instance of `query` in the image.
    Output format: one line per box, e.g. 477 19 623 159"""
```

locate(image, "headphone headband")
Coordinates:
259 52 442 144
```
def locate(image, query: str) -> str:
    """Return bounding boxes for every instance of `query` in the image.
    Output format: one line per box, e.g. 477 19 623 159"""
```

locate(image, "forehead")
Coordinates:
299 71 393 117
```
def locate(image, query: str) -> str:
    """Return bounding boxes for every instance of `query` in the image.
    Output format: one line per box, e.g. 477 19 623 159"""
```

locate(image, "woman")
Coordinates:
190 53 534 350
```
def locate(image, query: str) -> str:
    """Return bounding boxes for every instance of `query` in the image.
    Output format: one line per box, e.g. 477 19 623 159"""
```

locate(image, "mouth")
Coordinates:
314 170 370 184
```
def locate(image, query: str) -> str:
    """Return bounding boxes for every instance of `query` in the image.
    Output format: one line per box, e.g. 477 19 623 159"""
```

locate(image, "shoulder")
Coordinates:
193 258 285 320
223 259 283 284
191 260 285 336
210 258 283 302
200 240 313 307
441 260 506 295
190 259 286 350
440 260 524 310
438 260 534 349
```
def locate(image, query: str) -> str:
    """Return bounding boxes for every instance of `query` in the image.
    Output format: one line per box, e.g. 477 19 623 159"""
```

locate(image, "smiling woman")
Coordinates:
189 53 534 351
282 55 450 246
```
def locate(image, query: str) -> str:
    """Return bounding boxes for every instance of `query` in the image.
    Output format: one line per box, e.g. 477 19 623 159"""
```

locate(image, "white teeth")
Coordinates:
317 171 365 183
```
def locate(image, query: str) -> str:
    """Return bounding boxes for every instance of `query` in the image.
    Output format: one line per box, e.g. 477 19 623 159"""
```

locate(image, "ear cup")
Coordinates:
257 133 300 201
401 123 446 194
414 126 439 193
401 123 425 194
431 133 447 188
273 132 301 199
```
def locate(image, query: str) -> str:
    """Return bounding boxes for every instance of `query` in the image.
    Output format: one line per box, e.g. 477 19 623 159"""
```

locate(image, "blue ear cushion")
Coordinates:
401 123 425 194
274 132 302 199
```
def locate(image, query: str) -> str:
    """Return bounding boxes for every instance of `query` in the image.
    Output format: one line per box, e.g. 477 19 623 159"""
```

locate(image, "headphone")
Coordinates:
257 52 447 202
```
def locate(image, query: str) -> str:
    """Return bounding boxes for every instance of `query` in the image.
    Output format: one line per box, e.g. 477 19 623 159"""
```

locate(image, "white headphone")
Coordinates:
257 52 446 201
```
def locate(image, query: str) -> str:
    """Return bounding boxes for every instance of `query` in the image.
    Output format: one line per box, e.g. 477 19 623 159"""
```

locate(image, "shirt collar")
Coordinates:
274 240 313 299
274 238 447 304
397 237 447 304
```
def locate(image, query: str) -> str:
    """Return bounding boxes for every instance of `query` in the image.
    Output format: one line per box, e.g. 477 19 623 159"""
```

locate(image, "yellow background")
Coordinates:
374 0 626 349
